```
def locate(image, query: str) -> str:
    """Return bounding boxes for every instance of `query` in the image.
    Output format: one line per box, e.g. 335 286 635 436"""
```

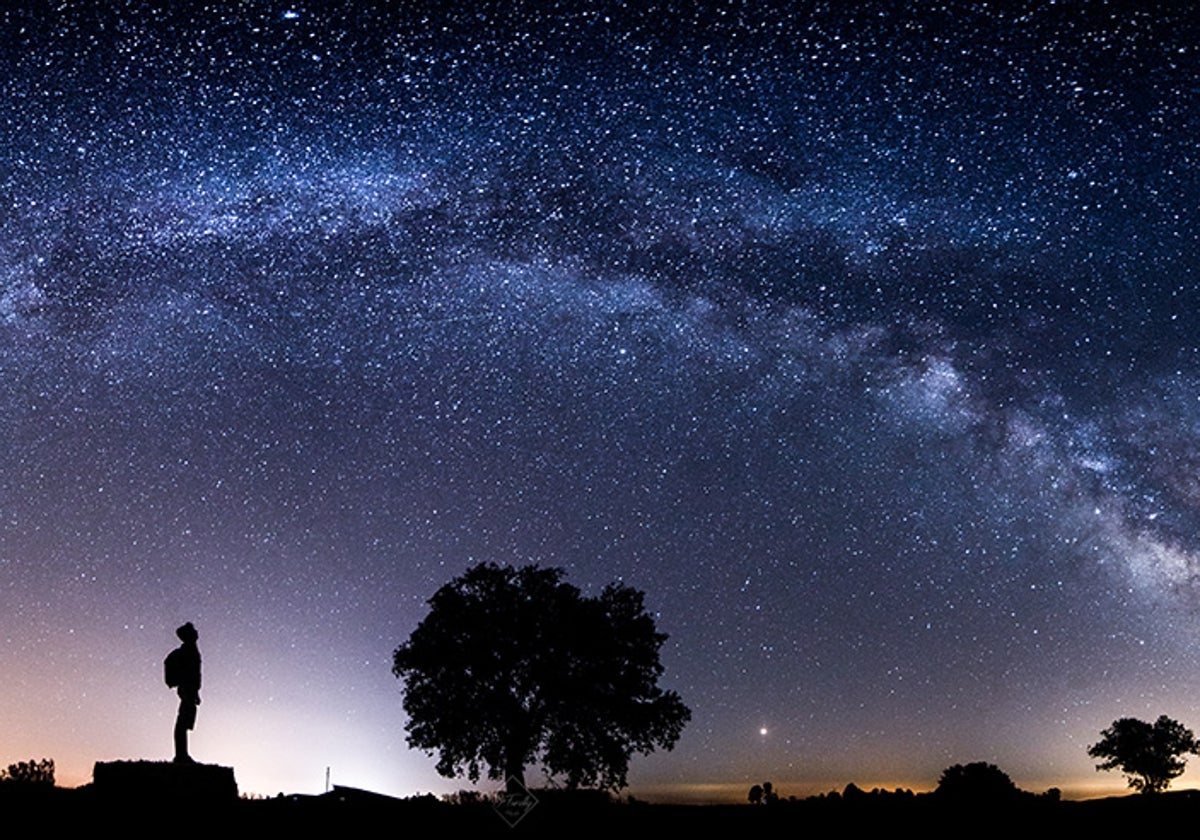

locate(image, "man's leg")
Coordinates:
174 697 197 762
174 716 188 762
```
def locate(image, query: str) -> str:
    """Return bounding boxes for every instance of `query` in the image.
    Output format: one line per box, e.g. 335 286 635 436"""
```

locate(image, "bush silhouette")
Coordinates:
935 762 1019 802
0 758 55 787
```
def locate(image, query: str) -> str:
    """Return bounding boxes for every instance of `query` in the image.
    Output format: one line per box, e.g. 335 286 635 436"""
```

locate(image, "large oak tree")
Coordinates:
392 562 690 791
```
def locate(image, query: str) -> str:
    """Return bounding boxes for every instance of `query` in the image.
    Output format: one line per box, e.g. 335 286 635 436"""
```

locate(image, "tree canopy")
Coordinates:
1087 715 1200 793
392 562 690 791
935 762 1019 803
0 758 54 787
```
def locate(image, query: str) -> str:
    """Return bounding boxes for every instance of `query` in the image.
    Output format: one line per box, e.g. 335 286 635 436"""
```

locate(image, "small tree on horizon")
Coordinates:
0 758 55 787
935 762 1019 802
1088 715 1200 794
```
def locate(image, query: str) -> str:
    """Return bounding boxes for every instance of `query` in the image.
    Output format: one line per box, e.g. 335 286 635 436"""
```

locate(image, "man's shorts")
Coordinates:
177 696 198 730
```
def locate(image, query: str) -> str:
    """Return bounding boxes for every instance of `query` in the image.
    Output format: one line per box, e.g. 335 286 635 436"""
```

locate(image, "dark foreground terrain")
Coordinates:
3 784 1198 836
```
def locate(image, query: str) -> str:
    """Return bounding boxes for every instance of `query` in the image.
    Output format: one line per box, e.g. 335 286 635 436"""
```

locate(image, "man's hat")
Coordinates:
176 622 198 642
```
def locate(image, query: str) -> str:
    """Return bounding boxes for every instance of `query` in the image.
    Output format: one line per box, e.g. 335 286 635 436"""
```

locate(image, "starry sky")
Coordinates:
2 1 1199 801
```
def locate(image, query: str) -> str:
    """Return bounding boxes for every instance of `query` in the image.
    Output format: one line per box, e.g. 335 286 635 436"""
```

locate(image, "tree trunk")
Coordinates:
505 755 526 793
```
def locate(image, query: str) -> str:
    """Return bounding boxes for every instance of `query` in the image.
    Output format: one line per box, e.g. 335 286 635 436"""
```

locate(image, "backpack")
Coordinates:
164 647 184 688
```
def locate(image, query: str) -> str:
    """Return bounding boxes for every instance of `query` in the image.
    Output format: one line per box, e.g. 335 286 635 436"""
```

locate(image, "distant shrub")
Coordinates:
842 782 866 801
936 762 1018 802
0 758 55 787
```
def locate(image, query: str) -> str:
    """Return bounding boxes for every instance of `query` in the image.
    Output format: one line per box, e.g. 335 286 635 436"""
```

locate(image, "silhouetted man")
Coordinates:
165 622 202 763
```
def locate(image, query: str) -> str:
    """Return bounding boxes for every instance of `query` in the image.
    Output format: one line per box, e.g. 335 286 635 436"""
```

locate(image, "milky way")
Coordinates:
2 2 1199 799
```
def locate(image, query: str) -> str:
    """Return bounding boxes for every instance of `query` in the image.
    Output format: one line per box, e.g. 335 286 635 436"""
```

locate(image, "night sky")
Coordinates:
3 1 1199 801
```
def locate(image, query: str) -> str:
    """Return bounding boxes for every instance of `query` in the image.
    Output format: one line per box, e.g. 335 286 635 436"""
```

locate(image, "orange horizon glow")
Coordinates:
25 745 1174 805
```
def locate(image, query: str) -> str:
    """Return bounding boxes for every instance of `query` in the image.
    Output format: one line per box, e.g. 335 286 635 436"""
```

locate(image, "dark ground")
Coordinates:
3 784 1196 836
